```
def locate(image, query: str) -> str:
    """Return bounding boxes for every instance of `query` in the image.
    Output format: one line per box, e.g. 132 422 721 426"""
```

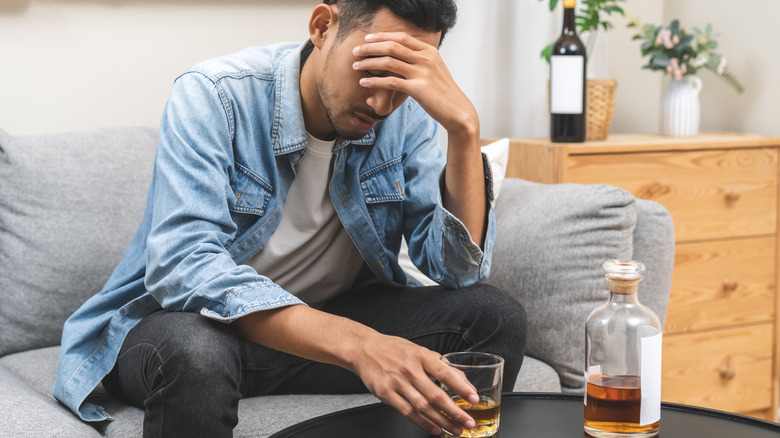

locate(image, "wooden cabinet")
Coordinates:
502 133 780 421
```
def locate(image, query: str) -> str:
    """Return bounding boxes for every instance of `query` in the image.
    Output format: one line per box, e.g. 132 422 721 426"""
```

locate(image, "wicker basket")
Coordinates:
585 79 617 141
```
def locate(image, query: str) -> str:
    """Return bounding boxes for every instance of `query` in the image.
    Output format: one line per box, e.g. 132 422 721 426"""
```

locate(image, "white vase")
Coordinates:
662 76 703 137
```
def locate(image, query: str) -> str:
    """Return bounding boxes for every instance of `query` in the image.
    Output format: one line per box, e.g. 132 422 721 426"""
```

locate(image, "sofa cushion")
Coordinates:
0 128 158 357
1 345 556 437
513 355 562 392
94 393 380 438
0 346 379 438
0 366 102 437
487 178 637 392
0 346 61 396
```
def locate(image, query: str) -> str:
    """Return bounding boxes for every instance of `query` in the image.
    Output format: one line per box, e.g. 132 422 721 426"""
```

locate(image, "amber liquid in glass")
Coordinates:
441 396 500 437
584 375 659 435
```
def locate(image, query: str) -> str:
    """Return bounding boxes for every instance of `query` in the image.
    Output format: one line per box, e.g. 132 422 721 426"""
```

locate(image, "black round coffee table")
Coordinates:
269 393 780 437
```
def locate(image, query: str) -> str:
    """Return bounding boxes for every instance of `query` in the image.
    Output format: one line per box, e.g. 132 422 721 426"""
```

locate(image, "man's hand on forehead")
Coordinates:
351 32 430 80
351 31 476 135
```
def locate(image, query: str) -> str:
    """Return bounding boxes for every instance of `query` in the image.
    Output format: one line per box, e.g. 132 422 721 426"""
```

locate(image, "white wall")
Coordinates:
1 0 557 139
439 0 558 139
1 0 778 137
0 0 315 136
602 0 664 134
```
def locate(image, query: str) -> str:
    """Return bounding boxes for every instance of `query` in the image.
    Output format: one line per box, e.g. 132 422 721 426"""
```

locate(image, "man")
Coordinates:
54 1 526 436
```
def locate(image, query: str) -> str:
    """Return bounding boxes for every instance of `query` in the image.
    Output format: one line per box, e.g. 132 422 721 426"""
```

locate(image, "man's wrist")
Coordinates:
445 111 480 147
339 323 381 374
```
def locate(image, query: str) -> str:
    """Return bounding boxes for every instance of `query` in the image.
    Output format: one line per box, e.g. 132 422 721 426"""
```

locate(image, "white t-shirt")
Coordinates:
242 133 364 307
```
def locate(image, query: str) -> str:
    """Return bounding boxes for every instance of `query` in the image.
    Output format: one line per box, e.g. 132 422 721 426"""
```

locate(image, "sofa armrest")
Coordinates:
487 178 673 392
631 199 675 326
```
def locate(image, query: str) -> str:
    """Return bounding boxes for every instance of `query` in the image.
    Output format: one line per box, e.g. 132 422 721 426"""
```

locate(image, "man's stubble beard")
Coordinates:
315 47 373 141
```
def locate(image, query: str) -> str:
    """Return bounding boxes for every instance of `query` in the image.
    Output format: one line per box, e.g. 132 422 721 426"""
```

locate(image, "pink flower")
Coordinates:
657 29 675 49
655 30 666 45
663 31 675 49
666 57 687 80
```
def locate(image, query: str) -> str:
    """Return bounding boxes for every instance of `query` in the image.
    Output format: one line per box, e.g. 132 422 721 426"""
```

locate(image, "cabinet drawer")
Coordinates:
566 148 778 242
661 323 774 413
664 237 776 334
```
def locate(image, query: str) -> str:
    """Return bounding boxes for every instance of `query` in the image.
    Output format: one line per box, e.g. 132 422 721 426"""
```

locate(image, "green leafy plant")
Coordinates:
540 0 627 63
629 19 744 93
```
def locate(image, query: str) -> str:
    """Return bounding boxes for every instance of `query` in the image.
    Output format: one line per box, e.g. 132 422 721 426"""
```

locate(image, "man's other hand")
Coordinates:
352 333 479 436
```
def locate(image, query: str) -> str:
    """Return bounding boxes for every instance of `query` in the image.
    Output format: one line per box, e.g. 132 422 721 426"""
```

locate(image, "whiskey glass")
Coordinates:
440 352 504 438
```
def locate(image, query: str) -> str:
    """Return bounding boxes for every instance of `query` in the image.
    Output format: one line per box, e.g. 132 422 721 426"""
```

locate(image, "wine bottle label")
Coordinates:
550 55 584 114
639 328 662 425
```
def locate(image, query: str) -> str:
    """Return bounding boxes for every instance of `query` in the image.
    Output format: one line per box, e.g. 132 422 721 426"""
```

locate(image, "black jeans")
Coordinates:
103 282 526 438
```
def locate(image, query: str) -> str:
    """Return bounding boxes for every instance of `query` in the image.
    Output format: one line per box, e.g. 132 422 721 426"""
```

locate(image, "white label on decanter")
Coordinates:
639 328 662 425
550 55 584 114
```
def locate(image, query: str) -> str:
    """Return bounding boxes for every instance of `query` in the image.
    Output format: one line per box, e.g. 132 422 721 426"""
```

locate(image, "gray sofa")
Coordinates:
0 127 675 437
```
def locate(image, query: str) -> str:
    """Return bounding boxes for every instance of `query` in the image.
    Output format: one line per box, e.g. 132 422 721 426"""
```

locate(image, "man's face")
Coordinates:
316 8 442 140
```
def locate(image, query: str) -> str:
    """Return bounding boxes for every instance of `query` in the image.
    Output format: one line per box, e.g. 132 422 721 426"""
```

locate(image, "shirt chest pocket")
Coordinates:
229 164 273 217
360 156 405 203
360 157 405 243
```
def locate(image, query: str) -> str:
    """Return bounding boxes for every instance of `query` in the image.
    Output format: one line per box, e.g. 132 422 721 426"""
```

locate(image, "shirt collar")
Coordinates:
271 40 376 156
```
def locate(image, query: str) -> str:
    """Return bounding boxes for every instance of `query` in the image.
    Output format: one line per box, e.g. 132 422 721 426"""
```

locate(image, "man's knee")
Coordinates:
460 283 527 360
464 284 526 331
164 314 241 379
129 311 243 387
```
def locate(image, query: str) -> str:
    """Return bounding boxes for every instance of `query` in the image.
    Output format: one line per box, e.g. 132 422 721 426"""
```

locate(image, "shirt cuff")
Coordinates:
198 279 307 323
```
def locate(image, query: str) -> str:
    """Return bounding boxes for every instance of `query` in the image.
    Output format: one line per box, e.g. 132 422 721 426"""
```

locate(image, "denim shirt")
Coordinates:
53 41 497 422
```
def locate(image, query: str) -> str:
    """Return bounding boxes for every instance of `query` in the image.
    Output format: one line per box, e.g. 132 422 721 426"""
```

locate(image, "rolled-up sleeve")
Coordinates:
401 104 496 289
435 152 497 286
145 72 304 322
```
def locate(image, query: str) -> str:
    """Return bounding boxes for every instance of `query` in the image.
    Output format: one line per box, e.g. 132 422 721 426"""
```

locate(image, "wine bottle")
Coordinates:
550 0 587 142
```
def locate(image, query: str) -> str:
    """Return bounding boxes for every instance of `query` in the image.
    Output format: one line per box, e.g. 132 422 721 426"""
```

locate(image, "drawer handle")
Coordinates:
724 188 741 204
718 356 736 381
722 278 739 293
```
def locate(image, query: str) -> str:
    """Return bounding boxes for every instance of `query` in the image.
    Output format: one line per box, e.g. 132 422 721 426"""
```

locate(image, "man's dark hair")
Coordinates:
322 0 457 46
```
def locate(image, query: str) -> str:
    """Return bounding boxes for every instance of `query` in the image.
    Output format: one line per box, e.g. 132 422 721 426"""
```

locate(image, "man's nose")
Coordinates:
367 89 396 117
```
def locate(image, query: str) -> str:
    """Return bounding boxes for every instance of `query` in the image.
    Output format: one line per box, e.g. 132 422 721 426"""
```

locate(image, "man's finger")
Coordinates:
416 365 477 429
400 385 466 436
364 31 433 50
358 75 411 95
352 56 413 80
383 392 444 436
353 40 419 65
434 359 480 406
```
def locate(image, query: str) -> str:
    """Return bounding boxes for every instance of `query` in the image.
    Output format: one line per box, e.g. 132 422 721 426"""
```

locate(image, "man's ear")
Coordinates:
309 4 338 49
